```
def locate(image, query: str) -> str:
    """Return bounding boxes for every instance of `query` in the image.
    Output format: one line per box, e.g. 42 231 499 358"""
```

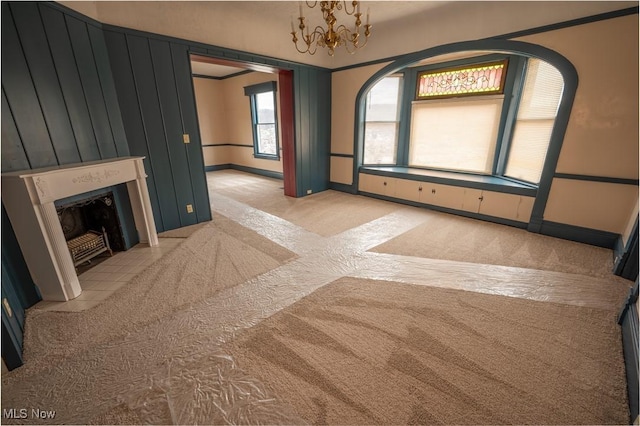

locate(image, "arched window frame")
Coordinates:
354 39 578 232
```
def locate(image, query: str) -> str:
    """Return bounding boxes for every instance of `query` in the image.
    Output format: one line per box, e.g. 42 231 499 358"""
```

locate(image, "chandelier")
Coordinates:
290 1 371 56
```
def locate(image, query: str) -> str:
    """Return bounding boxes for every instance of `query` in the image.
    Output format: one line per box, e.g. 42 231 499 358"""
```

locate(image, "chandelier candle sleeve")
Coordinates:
291 1 372 56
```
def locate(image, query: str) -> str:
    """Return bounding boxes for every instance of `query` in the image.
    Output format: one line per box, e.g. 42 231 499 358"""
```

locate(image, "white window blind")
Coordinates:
363 76 402 165
408 96 504 173
505 59 564 184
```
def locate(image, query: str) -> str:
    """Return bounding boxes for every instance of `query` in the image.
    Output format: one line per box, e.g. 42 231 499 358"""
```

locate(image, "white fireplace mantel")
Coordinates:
2 157 158 301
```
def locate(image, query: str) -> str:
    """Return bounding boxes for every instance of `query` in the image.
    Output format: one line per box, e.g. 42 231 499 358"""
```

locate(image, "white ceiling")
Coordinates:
62 1 638 69
190 61 246 78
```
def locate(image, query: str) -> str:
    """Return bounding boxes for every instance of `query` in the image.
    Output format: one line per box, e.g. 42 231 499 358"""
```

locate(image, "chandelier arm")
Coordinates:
306 1 318 8
292 36 318 55
313 25 326 35
342 0 357 15
306 28 323 51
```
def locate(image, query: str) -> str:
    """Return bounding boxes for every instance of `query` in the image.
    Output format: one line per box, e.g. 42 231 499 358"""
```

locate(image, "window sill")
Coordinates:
253 154 280 161
360 166 537 197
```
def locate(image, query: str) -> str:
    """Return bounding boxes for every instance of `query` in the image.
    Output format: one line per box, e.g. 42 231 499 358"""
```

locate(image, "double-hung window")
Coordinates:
244 81 279 159
363 75 403 165
505 58 564 183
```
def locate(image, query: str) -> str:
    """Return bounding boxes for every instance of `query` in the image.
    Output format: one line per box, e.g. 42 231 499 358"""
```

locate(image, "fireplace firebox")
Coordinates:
57 191 127 267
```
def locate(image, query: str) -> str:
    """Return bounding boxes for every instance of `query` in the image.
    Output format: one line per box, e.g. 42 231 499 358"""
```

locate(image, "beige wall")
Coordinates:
193 78 227 145
330 14 639 236
518 16 639 180
330 63 388 185
517 15 638 235
193 72 283 174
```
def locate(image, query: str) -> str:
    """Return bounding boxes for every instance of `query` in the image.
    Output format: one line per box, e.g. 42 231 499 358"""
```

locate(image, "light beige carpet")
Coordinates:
157 221 208 238
208 170 400 237
20 213 296 373
209 170 619 279
371 210 618 278
225 276 629 425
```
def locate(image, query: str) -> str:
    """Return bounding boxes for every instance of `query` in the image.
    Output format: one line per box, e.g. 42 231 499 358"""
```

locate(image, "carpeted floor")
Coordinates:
209 170 401 237
225 276 628 425
1 170 631 425
20 212 296 373
209 170 621 279
370 211 618 278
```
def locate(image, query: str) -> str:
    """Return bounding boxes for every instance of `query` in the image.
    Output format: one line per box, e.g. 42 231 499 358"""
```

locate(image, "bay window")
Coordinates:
362 54 565 186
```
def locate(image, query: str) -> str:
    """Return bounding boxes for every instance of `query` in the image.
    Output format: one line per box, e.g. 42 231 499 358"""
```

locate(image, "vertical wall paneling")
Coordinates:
1 206 40 308
2 278 24 369
39 4 101 162
313 69 331 193
1 3 57 168
126 34 181 230
10 2 81 165
103 30 165 231
296 67 310 197
87 24 130 158
65 15 118 159
111 185 141 248
170 43 211 223
1 89 30 171
149 39 197 226
1 203 40 369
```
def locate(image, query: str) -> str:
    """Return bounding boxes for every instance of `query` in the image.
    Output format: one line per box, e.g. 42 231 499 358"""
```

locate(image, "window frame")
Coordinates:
415 59 509 101
244 81 280 160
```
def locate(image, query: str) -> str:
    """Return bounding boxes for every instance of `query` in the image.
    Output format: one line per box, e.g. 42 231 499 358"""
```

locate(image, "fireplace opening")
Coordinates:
56 191 126 273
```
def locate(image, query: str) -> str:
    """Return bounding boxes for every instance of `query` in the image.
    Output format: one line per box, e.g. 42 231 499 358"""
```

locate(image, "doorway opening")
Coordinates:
189 55 296 203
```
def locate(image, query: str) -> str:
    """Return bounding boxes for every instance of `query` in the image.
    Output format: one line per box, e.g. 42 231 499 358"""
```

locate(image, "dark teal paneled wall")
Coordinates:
1 2 129 369
1 2 129 168
102 30 210 231
296 67 331 195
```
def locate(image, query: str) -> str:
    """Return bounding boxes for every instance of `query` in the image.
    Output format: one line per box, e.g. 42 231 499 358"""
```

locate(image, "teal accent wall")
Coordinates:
294 66 332 195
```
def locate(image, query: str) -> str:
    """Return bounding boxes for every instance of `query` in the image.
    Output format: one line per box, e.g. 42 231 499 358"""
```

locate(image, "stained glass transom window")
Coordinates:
416 60 508 99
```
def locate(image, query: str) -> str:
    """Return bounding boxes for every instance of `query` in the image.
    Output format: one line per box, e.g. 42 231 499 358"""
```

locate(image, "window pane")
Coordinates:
255 92 275 123
364 76 402 165
417 60 507 99
505 120 554 183
257 123 277 155
409 97 503 173
366 77 401 121
364 122 398 164
505 59 564 184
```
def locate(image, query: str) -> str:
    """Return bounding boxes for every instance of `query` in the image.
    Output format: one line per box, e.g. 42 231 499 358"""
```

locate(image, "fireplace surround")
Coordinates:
2 157 158 301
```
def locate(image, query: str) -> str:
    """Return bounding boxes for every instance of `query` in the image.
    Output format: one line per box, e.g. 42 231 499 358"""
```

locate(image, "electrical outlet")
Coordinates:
306 189 312 195
186 204 194 213
183 134 190 144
